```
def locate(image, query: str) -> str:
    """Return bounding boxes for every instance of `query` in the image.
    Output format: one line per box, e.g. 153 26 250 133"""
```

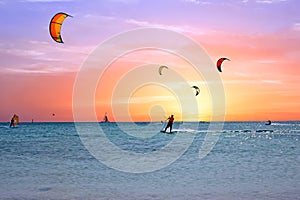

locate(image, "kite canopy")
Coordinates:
49 12 72 43
191 86 200 96
265 120 271 125
158 65 168 75
216 57 230 72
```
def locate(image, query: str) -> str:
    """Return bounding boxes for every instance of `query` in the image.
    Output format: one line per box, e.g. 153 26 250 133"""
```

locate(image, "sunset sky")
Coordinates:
0 0 300 122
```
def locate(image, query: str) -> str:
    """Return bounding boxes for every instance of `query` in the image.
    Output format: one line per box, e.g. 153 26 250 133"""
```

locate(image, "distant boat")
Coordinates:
265 120 271 125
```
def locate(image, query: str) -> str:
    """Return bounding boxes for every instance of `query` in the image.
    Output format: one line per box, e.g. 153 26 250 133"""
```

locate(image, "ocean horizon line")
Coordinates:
1 120 299 123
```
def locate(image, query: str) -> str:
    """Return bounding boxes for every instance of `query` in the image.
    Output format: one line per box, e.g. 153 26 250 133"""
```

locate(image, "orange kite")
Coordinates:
49 12 72 43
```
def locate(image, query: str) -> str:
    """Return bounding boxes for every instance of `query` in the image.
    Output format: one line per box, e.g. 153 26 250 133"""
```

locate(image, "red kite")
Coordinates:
216 57 230 72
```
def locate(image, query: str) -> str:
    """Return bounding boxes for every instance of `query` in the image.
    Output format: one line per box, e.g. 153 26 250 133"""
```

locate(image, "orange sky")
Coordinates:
1 29 299 122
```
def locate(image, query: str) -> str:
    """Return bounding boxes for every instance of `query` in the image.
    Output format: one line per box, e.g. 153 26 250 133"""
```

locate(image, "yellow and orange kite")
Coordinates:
49 12 72 43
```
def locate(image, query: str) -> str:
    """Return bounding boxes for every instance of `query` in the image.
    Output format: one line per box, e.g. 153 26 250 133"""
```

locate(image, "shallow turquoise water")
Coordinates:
0 122 299 199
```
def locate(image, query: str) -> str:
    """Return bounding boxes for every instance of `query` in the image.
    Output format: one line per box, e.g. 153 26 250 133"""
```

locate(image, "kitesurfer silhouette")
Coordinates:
163 115 174 133
103 112 109 123
9 116 15 127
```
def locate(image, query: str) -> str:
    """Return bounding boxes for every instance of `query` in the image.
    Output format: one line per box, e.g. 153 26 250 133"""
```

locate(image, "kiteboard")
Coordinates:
160 130 177 134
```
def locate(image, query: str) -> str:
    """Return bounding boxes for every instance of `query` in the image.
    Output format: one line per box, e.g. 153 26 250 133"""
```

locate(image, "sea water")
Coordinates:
0 121 299 200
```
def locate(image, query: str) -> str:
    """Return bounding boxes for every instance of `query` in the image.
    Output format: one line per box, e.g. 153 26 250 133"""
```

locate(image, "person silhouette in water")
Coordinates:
164 114 174 133
103 112 109 122
9 117 14 127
